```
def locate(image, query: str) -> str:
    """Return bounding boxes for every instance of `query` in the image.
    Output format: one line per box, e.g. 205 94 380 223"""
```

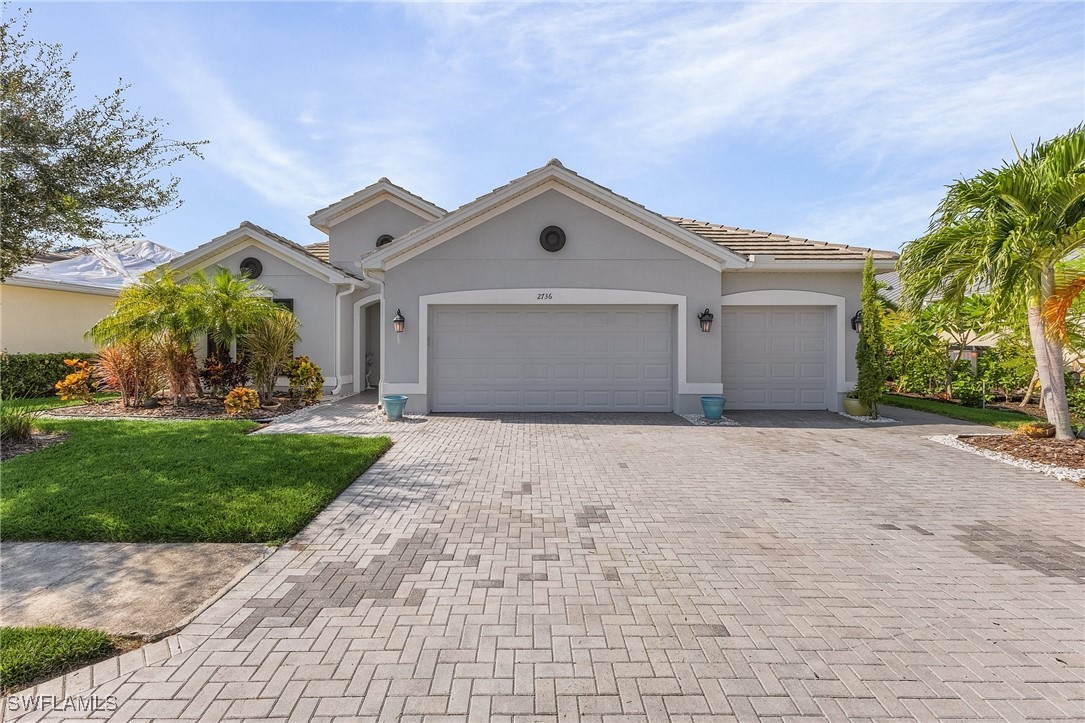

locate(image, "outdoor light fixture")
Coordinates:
850 310 863 333
392 309 405 333
698 308 714 333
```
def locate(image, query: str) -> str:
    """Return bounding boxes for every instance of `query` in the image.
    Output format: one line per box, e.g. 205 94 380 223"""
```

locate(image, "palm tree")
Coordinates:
187 267 280 353
90 270 202 404
243 310 300 404
899 125 1085 440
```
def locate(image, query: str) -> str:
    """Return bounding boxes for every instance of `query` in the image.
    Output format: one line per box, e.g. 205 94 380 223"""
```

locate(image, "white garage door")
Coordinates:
721 306 830 410
430 305 673 412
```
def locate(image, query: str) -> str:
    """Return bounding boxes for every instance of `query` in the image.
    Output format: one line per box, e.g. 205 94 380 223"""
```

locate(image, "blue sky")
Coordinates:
23 1 1085 254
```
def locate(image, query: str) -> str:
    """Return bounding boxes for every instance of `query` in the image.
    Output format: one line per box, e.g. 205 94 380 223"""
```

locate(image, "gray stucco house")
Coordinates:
168 161 898 415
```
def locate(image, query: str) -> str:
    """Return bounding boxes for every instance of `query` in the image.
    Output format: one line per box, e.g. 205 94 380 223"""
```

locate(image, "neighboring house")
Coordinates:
0 242 180 354
167 160 897 413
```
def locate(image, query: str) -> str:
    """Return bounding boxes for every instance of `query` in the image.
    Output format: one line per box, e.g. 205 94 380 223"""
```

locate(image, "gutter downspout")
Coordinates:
359 264 386 406
332 284 356 396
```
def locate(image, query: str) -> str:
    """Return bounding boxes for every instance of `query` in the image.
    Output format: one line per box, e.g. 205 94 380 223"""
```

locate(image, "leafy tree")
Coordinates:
899 126 1085 440
856 255 887 417
0 9 205 279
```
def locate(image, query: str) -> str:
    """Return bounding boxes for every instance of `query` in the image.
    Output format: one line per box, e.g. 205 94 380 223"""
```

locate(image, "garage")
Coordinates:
720 306 831 409
429 305 673 412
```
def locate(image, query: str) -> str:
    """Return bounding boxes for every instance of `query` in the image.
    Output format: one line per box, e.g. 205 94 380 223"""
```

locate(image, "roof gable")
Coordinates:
169 221 366 286
361 161 748 272
309 179 446 233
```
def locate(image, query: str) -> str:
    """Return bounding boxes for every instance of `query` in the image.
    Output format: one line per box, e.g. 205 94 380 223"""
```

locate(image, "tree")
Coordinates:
189 267 281 352
856 254 887 418
925 296 995 396
899 126 1085 440
243 310 300 404
0 9 205 279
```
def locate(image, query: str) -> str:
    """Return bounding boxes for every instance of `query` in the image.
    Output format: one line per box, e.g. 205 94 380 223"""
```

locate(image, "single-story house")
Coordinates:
168 160 898 414
0 242 180 354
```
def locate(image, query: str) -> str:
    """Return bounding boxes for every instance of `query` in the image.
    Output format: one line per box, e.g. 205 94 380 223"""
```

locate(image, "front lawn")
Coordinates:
1 419 391 544
0 626 120 694
2 394 118 411
882 394 1036 429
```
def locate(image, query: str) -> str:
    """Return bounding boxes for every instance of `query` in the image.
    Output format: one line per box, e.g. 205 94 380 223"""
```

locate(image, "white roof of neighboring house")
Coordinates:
8 241 181 293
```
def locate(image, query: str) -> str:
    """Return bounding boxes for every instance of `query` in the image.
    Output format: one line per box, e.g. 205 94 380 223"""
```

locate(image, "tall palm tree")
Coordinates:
899 125 1085 440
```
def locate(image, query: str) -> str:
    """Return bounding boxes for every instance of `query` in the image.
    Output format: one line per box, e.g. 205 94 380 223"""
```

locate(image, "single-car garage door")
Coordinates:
430 305 673 412
721 306 830 410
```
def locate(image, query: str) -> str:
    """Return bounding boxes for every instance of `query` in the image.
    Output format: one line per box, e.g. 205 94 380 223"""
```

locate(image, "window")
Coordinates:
376 234 394 248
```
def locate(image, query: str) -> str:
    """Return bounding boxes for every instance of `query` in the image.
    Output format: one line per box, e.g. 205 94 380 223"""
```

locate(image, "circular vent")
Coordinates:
239 257 263 279
539 225 566 253
376 234 394 248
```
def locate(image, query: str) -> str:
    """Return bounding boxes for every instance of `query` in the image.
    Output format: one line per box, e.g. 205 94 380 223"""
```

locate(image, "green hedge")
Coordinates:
0 352 93 399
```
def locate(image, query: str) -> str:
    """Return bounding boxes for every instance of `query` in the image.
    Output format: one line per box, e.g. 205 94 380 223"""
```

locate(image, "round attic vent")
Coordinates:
239 257 263 279
376 234 394 248
539 226 566 253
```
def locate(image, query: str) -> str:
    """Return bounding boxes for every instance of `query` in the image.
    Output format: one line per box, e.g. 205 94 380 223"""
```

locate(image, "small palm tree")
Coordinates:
899 125 1085 440
188 267 280 353
243 310 300 404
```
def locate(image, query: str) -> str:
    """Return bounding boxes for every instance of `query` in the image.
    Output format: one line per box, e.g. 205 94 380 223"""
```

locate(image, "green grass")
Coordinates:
1 419 391 544
882 394 1036 429
0 626 118 694
1 393 118 411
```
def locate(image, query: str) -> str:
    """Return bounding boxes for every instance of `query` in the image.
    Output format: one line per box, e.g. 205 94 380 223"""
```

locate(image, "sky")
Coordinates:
19 1 1085 254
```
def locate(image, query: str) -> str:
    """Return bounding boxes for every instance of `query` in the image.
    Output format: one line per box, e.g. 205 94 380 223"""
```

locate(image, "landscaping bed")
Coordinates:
1 419 392 543
43 394 312 421
0 431 68 462
883 393 1039 429
962 434 1085 470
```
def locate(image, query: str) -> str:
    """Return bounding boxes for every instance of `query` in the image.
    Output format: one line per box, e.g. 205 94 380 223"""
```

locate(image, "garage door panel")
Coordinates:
431 305 673 412
722 306 830 410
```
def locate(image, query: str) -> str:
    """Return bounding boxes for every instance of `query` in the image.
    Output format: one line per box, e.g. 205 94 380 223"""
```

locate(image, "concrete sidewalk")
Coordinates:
0 542 270 638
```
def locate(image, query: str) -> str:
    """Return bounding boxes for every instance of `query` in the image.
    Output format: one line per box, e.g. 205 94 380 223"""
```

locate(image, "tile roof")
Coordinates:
231 221 363 281
306 241 329 262
667 218 898 262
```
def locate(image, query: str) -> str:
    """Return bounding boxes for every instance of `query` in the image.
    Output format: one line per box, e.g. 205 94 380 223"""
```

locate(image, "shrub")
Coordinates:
0 404 37 442
158 338 198 404
1016 421 1055 438
0 352 90 398
243 311 299 403
951 369 987 408
93 341 163 407
224 386 260 415
54 359 96 404
199 354 249 395
856 256 887 417
286 356 324 403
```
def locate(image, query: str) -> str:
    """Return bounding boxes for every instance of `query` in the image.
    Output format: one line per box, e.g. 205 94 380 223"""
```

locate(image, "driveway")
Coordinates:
7 409 1083 721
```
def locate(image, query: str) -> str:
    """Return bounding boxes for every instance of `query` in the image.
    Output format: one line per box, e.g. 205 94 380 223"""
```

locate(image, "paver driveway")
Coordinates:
7 409 1084 721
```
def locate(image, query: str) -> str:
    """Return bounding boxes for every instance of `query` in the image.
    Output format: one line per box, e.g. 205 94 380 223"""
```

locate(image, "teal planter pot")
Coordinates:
700 395 726 420
382 394 408 420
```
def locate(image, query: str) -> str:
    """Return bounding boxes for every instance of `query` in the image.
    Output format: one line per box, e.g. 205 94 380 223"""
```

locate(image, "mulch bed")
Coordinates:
1 432 70 461
962 434 1085 470
42 395 312 421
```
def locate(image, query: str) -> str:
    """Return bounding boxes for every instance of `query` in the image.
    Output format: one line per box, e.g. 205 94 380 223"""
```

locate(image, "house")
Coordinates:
0 242 180 354
167 161 898 413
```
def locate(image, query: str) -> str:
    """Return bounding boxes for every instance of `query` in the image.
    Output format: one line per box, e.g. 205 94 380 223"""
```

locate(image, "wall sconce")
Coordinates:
850 310 863 333
697 308 714 333
392 309 405 333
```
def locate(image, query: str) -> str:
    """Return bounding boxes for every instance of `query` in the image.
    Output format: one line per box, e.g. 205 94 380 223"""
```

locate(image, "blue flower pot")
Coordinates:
700 395 726 420
382 394 408 421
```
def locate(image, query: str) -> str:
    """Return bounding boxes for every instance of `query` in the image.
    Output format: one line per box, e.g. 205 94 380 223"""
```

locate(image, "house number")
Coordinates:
537 292 553 300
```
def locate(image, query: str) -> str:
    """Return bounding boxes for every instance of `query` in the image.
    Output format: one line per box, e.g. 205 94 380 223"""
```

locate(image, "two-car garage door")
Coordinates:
430 305 672 412
720 306 831 410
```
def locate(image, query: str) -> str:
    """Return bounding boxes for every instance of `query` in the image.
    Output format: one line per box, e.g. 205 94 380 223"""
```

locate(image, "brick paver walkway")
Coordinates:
6 408 1083 721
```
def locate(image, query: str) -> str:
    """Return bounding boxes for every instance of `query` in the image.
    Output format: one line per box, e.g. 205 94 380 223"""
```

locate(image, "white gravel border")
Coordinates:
681 413 739 427
837 411 899 424
927 434 1085 482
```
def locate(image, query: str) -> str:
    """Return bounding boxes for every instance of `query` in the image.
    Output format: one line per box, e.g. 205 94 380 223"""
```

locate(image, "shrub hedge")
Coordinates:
0 352 92 399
